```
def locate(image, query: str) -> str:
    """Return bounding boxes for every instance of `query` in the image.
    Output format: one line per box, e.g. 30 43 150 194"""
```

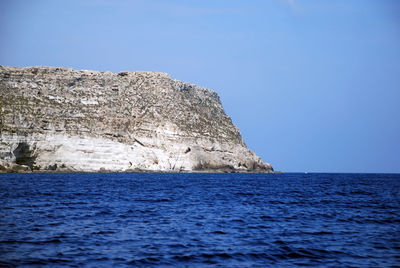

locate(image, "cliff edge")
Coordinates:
0 66 273 172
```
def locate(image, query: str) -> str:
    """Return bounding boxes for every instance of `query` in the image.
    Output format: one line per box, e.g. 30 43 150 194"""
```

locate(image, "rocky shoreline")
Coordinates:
0 166 274 174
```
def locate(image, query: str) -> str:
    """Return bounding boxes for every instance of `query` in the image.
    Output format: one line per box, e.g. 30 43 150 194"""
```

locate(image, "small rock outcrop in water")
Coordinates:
0 66 273 172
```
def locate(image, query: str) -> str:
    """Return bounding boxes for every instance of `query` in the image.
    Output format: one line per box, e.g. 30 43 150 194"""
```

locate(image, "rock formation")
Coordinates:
0 66 273 172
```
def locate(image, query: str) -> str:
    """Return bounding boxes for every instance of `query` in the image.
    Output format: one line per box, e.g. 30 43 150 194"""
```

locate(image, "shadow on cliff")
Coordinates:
13 142 37 170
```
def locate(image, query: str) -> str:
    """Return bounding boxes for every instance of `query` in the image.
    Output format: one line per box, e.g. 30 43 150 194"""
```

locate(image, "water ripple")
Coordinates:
0 172 399 267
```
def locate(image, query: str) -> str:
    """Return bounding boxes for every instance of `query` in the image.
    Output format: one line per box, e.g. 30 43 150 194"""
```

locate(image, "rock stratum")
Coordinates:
0 66 273 173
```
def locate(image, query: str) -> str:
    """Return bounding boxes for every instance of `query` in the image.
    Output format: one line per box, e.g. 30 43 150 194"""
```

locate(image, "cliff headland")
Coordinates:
0 66 273 173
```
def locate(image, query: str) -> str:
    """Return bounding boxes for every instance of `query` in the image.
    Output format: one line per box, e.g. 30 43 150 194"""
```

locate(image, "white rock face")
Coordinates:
0 66 273 172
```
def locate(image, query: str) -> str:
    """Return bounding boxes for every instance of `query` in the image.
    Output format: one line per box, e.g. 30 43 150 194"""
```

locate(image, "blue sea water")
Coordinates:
0 172 399 267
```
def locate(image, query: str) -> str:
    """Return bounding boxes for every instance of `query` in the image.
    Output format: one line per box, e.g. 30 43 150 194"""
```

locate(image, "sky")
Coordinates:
1 0 399 173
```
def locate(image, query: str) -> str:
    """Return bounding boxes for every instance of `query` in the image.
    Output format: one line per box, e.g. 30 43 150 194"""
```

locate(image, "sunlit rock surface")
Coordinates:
0 66 273 172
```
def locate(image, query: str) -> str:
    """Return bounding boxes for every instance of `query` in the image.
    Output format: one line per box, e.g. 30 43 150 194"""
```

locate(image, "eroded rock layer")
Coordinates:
0 66 273 172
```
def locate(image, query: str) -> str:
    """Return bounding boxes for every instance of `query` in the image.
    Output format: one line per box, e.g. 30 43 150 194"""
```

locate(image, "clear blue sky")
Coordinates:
1 0 399 173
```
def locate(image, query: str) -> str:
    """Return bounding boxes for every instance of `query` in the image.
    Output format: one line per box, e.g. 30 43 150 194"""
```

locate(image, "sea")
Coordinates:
0 172 399 267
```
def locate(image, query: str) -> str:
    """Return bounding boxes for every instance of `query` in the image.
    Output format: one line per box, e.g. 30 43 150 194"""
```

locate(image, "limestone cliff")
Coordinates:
0 66 273 172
